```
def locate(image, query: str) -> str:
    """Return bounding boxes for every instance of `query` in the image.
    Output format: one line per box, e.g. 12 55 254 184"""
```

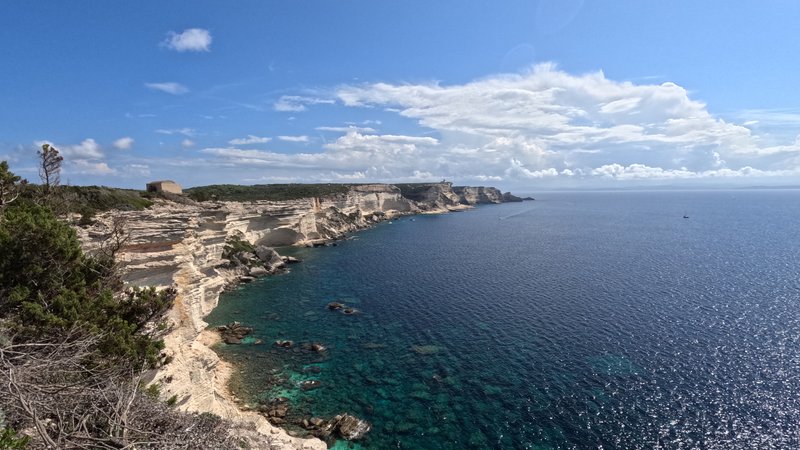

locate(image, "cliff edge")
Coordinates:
77 182 518 448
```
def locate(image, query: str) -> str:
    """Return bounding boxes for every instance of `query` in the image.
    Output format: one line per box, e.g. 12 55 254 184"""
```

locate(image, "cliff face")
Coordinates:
76 182 513 449
452 186 504 204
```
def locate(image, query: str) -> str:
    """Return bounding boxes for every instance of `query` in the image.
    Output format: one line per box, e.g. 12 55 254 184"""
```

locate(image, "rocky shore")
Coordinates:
76 182 520 448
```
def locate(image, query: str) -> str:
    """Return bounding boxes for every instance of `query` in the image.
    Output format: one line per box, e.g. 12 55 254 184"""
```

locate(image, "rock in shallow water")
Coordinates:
327 301 345 310
326 414 372 441
217 322 253 344
274 339 294 348
301 380 322 390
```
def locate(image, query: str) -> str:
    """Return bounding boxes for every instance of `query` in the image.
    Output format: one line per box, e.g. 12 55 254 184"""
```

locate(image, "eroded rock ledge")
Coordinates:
76 182 517 449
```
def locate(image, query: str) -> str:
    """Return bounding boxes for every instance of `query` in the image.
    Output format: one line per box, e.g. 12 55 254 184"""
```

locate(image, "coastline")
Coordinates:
75 183 518 448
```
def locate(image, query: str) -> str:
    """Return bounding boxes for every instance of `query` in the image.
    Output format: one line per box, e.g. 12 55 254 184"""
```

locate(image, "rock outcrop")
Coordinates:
75 182 519 449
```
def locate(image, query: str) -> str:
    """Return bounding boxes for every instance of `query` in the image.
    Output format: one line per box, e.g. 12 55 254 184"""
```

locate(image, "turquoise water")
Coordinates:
206 190 800 449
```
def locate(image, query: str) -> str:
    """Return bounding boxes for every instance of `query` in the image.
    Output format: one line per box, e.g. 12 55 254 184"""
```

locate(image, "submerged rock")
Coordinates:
411 344 441 355
302 365 323 374
362 342 387 350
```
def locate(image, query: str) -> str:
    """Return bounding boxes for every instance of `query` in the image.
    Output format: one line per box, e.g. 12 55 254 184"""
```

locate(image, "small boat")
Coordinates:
683 214 689 219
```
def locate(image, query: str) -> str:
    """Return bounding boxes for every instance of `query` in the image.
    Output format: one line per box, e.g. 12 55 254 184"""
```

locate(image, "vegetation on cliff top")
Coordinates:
394 183 449 201
0 151 269 448
186 183 352 202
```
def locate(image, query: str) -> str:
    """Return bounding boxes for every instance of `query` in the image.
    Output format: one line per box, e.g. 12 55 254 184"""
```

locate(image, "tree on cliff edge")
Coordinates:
37 144 62 198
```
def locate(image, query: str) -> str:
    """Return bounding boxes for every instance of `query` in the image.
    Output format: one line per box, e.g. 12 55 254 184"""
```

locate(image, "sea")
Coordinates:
206 190 800 449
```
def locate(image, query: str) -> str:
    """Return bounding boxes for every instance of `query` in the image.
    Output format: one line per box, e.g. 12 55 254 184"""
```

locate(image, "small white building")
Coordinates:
146 180 182 195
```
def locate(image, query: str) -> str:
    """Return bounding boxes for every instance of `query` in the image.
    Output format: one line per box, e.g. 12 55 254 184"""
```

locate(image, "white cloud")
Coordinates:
161 28 212 52
71 160 116 175
156 128 196 137
200 131 439 175
278 135 309 143
273 95 335 112
505 160 559 179
181 139 195 148
316 126 377 134
145 82 189 95
113 137 134 150
62 65 800 187
37 138 104 159
228 135 271 145
590 163 797 180
333 63 800 184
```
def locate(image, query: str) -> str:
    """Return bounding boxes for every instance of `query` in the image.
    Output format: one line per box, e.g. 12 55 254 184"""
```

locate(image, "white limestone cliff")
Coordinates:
75 182 514 448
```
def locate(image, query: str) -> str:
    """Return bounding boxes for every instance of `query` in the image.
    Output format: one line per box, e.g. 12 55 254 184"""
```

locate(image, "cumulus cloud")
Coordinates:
64 65 800 186
38 138 104 159
32 138 117 177
145 82 189 95
161 28 212 52
113 137 134 150
228 135 271 145
273 96 335 112
200 131 439 176
181 139 195 148
590 163 797 180
278 135 309 143
332 63 800 184
72 160 116 175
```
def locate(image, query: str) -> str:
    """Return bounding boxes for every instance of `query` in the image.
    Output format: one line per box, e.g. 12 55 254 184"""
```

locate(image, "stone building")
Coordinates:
146 180 182 195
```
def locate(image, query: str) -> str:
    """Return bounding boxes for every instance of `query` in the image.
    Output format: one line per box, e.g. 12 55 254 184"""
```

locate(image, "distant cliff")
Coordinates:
76 182 518 449
396 182 521 209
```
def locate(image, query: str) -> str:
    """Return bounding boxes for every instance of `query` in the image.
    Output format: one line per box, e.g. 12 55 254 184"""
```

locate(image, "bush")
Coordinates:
0 426 29 449
223 235 256 258
0 203 174 366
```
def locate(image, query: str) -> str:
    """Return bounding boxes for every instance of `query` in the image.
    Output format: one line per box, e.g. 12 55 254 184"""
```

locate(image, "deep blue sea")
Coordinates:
206 190 800 449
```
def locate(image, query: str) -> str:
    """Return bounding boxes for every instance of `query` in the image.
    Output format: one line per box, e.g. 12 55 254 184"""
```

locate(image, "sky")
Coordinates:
2 1 800 191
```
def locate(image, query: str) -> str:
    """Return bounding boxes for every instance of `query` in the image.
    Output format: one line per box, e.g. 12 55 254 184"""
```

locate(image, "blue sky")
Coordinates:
2 1 800 190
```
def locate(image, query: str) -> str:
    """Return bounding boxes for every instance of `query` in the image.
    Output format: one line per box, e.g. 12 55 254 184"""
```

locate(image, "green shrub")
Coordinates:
0 426 30 449
186 183 352 202
144 383 161 399
0 203 174 367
